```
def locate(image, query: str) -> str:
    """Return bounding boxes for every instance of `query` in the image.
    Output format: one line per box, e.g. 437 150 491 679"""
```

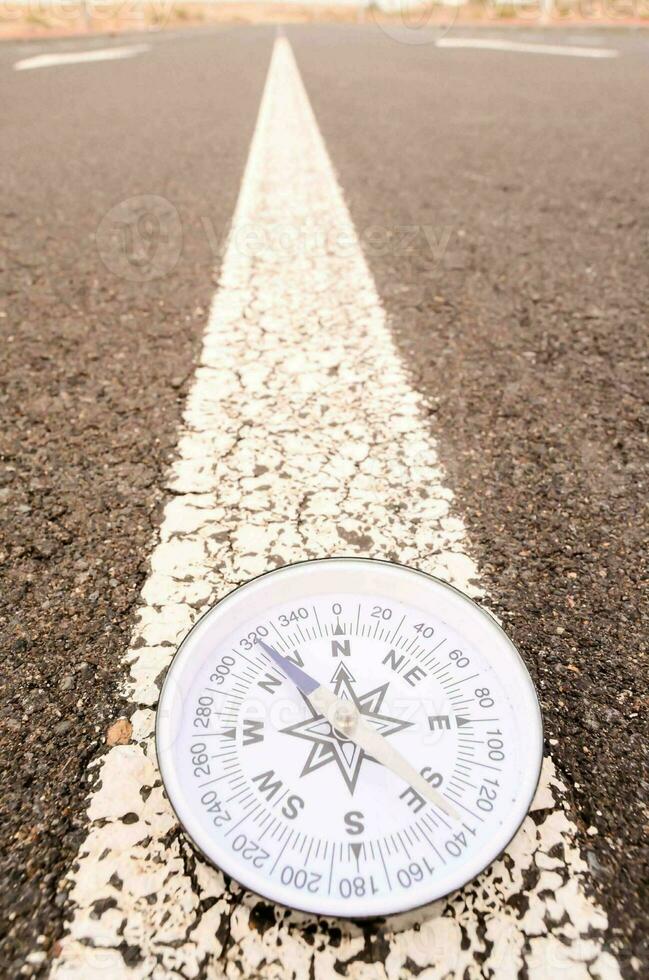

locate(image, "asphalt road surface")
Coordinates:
0 21 647 979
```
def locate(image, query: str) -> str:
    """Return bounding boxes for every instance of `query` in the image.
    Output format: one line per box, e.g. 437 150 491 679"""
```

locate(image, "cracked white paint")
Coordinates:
50 37 620 980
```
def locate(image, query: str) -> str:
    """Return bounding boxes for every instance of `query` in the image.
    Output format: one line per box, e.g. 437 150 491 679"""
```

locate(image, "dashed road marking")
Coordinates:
50 36 620 980
14 45 149 71
436 37 618 58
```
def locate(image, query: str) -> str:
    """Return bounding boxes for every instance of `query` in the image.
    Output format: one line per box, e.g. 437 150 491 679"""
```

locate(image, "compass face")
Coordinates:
156 559 543 917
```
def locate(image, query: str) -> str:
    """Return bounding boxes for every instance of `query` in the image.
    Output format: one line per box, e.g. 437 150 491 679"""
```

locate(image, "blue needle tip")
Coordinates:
256 638 320 696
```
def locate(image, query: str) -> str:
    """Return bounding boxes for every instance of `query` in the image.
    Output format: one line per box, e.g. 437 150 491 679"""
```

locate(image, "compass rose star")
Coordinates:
280 663 412 795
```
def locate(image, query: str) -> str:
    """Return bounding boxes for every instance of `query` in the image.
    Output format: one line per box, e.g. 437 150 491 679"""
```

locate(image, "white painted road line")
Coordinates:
436 37 619 58
50 36 620 980
14 45 149 71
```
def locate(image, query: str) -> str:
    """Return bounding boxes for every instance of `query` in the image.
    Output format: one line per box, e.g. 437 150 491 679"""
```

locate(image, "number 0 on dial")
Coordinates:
156 558 543 917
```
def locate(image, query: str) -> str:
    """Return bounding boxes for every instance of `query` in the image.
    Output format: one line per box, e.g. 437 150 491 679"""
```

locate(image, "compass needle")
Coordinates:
157 559 542 917
259 639 460 820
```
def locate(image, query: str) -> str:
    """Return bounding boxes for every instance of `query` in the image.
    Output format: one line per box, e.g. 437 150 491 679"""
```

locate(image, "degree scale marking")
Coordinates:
183 593 512 903
208 603 498 852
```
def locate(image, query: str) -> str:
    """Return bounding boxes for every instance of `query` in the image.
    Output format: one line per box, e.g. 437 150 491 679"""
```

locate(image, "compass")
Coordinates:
156 558 543 917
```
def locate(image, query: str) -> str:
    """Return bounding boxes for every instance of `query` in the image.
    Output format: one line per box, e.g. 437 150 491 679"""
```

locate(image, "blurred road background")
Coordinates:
0 20 647 978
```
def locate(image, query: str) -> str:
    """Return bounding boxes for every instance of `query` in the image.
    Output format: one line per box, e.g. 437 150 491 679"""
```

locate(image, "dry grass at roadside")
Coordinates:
1 0 648 42
2 1 360 39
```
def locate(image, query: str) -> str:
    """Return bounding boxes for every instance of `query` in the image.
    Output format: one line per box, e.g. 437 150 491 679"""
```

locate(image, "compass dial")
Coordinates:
157 559 543 917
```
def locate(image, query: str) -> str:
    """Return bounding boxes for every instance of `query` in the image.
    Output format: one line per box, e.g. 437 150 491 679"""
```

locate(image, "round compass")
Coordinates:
156 558 543 917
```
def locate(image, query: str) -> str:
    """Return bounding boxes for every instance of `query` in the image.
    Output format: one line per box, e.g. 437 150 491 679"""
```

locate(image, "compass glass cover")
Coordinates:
156 558 543 917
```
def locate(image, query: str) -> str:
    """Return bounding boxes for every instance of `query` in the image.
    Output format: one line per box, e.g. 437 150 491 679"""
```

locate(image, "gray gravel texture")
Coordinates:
1 21 648 978
291 23 649 973
0 27 270 975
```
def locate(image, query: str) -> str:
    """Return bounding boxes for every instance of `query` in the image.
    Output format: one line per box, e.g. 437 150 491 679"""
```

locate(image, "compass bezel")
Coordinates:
156 557 544 918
